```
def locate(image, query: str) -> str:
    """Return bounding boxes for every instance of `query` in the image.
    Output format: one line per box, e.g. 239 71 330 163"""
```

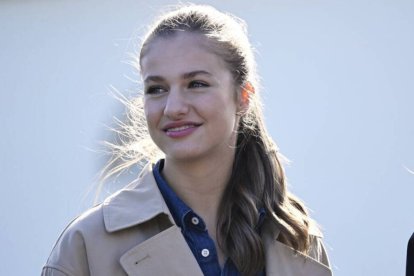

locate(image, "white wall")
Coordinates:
1 0 413 275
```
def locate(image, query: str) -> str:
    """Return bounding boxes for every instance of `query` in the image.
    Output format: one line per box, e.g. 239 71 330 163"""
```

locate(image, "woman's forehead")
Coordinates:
140 32 229 79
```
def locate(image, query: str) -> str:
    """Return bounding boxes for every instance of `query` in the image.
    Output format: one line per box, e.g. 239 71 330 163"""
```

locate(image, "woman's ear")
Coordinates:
238 81 255 113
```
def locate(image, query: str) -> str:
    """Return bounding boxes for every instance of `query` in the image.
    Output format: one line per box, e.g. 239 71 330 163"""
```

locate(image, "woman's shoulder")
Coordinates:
308 233 331 269
42 204 105 276
307 220 331 267
263 220 332 275
43 164 172 275
59 203 106 237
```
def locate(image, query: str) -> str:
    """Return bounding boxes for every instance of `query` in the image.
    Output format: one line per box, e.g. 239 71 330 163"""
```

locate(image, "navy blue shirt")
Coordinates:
153 160 265 276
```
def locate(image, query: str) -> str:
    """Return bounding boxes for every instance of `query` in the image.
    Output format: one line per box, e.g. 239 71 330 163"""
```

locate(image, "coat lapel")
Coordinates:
103 164 203 275
119 225 204 276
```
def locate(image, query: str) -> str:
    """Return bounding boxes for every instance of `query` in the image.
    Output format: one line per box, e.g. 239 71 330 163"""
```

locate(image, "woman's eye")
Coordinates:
189 81 208 89
145 86 166 95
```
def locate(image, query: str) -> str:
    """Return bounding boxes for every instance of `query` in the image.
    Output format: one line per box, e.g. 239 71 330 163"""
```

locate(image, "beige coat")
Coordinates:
42 164 332 276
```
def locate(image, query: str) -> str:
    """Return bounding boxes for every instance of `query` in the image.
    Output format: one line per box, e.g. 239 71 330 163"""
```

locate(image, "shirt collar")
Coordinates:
154 159 267 232
153 159 206 231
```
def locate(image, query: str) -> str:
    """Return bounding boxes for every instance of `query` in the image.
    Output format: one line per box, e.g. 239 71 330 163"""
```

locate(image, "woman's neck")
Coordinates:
162 151 234 222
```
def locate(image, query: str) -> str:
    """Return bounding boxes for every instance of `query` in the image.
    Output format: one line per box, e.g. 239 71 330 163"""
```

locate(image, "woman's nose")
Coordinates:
163 88 189 119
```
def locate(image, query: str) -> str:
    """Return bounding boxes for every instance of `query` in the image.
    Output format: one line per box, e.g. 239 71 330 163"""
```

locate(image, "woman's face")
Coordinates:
141 32 242 163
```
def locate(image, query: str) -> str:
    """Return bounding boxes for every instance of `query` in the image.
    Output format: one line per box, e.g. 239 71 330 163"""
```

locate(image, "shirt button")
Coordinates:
201 249 210 257
191 217 199 225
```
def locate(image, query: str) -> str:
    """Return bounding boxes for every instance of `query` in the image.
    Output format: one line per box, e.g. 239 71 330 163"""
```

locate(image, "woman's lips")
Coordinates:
164 123 201 138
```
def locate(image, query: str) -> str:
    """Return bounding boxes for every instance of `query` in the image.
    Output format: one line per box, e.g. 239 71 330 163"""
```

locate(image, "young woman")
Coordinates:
43 4 332 276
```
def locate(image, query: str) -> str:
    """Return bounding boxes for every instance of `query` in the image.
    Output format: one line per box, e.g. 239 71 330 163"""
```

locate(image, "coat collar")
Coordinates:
102 163 331 276
102 163 174 233
102 162 324 237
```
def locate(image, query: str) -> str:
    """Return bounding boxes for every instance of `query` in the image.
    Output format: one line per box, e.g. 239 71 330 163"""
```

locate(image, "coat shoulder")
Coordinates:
263 221 332 276
42 179 171 276
42 205 105 276
307 220 331 268
307 235 331 269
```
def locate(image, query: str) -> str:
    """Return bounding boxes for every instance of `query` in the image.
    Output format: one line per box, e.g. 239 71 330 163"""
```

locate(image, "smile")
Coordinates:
166 125 196 132
163 123 201 138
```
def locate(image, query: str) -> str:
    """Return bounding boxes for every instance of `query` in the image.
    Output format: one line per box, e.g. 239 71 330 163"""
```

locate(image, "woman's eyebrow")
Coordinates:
144 70 212 84
144 75 164 84
182 70 212 79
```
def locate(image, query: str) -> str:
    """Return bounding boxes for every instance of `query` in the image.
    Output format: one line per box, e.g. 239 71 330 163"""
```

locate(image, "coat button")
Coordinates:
191 217 200 225
201 249 210 257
